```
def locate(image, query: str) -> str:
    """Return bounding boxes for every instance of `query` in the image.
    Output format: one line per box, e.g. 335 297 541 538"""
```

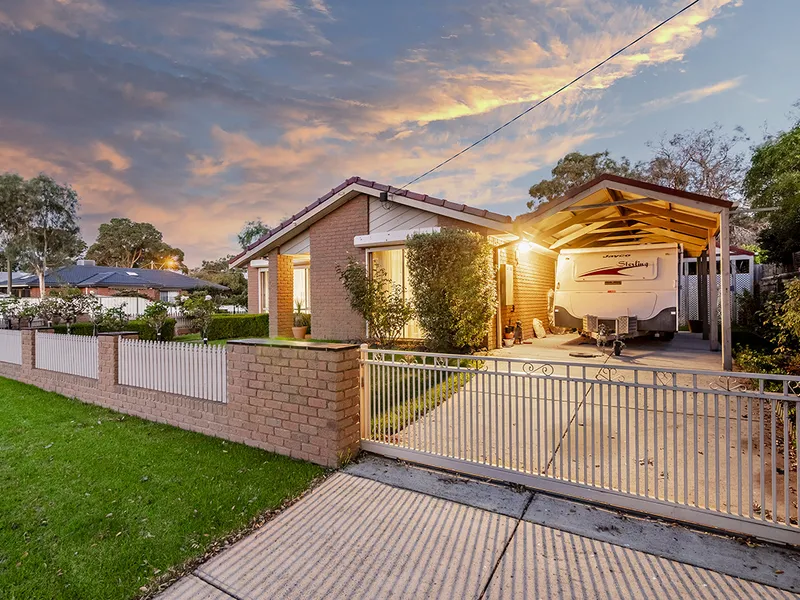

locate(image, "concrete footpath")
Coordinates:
159 455 800 600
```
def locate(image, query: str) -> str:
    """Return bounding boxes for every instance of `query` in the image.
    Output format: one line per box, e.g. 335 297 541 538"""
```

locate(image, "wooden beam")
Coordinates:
535 206 614 238
624 215 709 238
720 209 732 370
627 204 718 230
708 230 719 352
640 227 708 247
549 221 609 250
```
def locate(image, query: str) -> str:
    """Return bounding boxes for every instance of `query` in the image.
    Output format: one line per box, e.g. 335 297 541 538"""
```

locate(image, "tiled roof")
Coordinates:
13 265 227 290
230 176 512 263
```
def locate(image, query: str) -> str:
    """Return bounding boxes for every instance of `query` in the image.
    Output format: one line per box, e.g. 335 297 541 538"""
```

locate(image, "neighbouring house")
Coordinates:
230 176 558 348
231 174 737 368
10 260 226 300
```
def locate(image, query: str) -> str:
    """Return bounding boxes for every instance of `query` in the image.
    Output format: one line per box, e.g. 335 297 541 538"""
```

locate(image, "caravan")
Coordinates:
553 243 679 354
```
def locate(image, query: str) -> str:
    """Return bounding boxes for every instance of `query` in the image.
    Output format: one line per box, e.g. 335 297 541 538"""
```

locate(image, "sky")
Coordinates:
0 0 798 267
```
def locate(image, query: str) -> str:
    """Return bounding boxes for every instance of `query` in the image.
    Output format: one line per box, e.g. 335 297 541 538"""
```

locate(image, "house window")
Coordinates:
371 248 422 339
160 290 178 303
293 265 311 312
735 259 750 274
259 269 269 313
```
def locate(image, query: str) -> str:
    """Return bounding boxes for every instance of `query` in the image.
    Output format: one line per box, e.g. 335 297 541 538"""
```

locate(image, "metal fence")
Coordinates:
35 331 99 379
118 338 227 403
360 348 799 545
0 330 22 364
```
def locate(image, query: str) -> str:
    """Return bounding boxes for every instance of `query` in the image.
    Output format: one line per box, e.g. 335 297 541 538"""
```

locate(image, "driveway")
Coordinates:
392 332 795 527
158 457 799 599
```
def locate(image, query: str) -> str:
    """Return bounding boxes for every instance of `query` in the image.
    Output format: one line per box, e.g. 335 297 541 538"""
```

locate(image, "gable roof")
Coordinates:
230 176 513 267
12 265 226 291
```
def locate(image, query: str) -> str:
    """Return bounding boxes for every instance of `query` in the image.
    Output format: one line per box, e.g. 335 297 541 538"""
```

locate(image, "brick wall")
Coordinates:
247 265 260 313
269 252 294 338
0 332 360 468
309 194 369 341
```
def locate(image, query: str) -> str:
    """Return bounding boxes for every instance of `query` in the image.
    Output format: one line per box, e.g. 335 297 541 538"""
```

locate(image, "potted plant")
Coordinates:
503 324 515 347
292 300 308 339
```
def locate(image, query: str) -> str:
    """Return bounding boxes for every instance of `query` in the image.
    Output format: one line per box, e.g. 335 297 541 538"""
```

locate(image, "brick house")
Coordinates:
230 177 557 347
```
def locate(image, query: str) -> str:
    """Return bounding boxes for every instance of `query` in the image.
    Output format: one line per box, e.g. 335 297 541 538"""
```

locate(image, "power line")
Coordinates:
401 0 702 190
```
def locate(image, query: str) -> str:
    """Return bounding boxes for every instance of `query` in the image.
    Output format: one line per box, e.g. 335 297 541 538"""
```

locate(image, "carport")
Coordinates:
516 174 734 370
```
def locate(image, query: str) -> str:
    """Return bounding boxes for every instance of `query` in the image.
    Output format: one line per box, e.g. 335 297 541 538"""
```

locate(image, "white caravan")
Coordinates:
553 243 679 353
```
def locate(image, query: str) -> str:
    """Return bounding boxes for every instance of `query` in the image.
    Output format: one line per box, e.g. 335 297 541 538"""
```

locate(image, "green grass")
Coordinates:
0 377 324 599
171 333 228 345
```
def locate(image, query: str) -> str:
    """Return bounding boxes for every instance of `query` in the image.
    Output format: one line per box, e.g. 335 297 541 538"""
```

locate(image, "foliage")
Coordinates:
52 318 176 340
527 151 639 208
0 296 22 326
293 299 310 329
0 377 322 599
86 217 186 271
100 305 129 332
405 228 496 353
178 293 216 341
141 300 172 340
744 121 800 265
337 257 413 347
16 174 85 296
756 281 800 354
190 256 247 307
0 173 33 295
237 218 270 250
206 313 269 341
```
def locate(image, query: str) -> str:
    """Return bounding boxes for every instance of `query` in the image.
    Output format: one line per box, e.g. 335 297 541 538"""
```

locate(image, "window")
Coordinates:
160 290 178 303
259 269 268 313
293 265 311 312
735 259 750 274
685 261 697 276
371 248 421 339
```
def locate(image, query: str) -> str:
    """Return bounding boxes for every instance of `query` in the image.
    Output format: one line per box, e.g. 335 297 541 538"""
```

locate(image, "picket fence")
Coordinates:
118 338 227 403
0 330 22 364
35 331 99 379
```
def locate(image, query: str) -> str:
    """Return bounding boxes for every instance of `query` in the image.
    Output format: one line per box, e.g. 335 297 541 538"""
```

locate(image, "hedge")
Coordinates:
206 313 269 341
51 318 176 341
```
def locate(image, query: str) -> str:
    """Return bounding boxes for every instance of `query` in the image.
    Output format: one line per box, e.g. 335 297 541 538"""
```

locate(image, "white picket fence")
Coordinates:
118 338 227 403
19 295 152 317
0 330 22 364
35 332 99 379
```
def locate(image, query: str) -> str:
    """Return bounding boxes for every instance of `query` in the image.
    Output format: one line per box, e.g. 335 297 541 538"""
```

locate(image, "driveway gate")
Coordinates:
359 347 799 546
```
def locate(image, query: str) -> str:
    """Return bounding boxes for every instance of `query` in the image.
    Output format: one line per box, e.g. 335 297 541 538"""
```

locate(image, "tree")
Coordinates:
743 119 800 265
17 174 85 296
527 151 639 208
405 228 496 353
141 300 172 341
0 173 33 295
190 256 246 307
178 293 216 344
237 218 270 250
337 257 413 347
86 218 186 271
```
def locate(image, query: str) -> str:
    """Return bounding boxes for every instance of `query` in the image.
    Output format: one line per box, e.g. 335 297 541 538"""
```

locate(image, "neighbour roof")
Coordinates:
12 265 226 291
230 176 513 265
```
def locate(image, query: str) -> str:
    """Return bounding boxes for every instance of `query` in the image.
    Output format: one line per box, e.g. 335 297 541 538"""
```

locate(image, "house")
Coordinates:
11 260 226 301
230 176 557 348
231 174 736 368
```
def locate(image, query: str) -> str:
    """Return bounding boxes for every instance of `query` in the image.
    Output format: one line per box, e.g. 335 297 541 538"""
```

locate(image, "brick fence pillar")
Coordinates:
20 329 35 374
226 339 361 467
269 250 294 338
97 332 140 393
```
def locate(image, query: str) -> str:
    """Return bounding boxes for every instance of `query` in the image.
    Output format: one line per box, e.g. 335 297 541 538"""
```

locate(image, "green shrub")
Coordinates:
406 228 496 353
206 314 268 341
51 318 176 341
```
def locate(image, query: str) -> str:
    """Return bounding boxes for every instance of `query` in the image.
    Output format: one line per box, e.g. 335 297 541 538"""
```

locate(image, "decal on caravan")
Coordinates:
553 243 679 354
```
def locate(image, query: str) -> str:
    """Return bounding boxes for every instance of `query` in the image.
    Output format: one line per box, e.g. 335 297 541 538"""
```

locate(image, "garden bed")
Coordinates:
0 377 323 599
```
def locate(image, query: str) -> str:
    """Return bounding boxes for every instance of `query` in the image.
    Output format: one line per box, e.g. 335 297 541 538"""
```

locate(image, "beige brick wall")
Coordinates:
0 331 360 468
499 247 556 340
269 251 294 338
309 194 369 341
247 265 260 313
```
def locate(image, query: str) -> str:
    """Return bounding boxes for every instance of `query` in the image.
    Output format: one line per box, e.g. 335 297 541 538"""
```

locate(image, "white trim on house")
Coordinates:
384 193 514 231
354 227 441 248
251 259 269 268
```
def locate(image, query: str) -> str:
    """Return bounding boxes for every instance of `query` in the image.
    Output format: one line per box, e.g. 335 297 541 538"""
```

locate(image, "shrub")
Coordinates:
206 314 268 340
51 318 176 341
177 293 216 341
141 301 172 341
337 257 413 347
405 228 496 353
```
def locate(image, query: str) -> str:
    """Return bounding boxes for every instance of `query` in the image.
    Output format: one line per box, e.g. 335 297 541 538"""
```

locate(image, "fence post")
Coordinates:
360 343 369 440
97 332 139 392
20 329 35 373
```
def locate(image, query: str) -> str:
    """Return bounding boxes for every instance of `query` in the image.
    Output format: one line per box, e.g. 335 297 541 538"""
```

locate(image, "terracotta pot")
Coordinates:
292 326 308 339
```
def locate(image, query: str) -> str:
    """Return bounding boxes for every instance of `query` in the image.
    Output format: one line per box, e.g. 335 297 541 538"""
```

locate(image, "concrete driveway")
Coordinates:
392 332 795 526
158 457 799 599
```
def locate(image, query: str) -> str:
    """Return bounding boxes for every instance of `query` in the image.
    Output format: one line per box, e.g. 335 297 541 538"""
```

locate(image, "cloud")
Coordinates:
92 142 131 171
643 76 745 111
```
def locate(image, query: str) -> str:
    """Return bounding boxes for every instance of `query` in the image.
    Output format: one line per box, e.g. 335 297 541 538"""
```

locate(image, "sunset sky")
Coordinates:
0 0 797 266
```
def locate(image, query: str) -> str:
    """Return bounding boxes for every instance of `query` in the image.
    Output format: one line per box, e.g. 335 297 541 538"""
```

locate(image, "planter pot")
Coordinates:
502 338 515 347
304 334 313 340
292 326 308 340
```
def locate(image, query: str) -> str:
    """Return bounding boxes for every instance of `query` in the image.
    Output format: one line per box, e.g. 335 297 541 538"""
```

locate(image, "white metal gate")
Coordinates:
359 347 800 546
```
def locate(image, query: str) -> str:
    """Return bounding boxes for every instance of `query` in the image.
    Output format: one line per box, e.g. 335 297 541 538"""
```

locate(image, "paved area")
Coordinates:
159 456 799 599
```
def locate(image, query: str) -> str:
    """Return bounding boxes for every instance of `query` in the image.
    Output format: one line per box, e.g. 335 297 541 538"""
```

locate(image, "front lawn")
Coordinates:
0 377 324 599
